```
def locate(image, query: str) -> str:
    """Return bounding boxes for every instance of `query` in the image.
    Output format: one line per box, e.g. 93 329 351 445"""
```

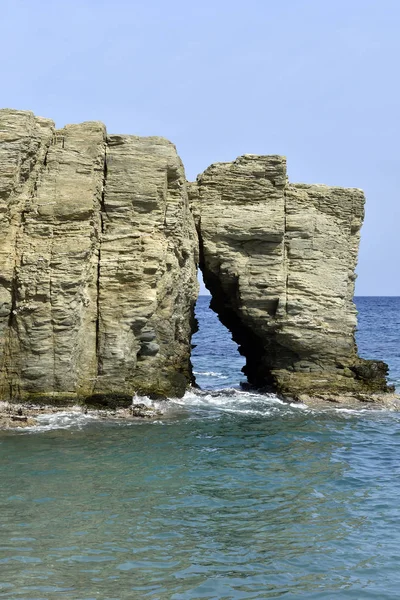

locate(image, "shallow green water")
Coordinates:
1 396 400 599
1 296 399 599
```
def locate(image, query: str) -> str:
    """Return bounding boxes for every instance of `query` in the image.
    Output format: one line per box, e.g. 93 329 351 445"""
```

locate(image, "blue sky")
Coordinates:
2 0 399 295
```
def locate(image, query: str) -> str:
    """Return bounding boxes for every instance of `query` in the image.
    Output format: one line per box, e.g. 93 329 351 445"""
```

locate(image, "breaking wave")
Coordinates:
16 387 398 434
23 410 100 433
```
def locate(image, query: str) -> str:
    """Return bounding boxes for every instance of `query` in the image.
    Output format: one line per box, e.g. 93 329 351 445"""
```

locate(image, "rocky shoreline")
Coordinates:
295 392 400 411
0 109 198 403
1 392 399 430
0 109 393 403
0 401 163 430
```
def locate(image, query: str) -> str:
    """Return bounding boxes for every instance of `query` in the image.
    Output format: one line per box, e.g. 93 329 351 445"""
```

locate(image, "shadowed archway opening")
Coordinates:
191 271 245 390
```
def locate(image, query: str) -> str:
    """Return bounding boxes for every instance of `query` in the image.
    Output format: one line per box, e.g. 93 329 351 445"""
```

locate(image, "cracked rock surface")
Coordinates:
0 110 391 405
0 109 198 403
193 155 390 397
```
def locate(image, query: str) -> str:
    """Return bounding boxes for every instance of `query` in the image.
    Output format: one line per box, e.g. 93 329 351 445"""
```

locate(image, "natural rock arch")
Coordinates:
0 109 390 405
190 155 389 398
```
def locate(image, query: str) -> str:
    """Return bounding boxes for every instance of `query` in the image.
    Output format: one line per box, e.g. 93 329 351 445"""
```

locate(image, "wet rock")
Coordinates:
130 403 162 418
297 392 400 411
0 410 37 428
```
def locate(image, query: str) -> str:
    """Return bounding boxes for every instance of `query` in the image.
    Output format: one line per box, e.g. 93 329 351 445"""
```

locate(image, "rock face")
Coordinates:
96 134 198 400
0 109 390 404
193 155 389 397
0 109 198 404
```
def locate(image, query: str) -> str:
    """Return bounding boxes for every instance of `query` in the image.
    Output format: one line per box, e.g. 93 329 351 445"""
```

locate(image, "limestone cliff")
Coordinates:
0 109 390 405
193 155 389 397
0 109 198 404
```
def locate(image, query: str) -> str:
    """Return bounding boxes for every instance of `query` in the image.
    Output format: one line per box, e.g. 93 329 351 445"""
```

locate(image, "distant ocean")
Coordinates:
193 295 400 392
0 296 399 599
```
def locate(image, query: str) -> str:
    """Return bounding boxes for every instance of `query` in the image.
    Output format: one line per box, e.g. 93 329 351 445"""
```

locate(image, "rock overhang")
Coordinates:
0 108 392 405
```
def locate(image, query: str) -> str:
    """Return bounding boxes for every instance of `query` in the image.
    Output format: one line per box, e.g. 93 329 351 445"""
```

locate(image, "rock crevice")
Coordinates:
0 110 391 403
0 110 198 404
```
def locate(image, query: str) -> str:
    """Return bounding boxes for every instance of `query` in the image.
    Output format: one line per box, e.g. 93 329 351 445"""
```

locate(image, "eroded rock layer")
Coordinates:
0 109 390 403
0 109 198 403
194 155 389 397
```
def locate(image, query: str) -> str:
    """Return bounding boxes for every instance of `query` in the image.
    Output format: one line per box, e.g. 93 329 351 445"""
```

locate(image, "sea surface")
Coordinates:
0 296 399 599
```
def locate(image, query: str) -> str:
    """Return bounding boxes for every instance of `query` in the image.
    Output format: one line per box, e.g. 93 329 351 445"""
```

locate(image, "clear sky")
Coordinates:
2 0 399 295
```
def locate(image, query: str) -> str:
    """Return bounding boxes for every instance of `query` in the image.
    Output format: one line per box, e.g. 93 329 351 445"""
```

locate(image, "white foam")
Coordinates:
167 388 302 419
25 410 99 432
193 371 228 378
17 385 389 433
332 407 369 415
289 401 309 410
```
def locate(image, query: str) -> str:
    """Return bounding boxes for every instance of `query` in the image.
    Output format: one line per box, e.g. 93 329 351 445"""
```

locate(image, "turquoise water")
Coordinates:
0 297 399 599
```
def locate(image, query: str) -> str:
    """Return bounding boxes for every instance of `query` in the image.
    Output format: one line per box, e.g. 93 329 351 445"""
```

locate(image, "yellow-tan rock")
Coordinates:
0 109 198 403
0 110 390 403
193 155 389 397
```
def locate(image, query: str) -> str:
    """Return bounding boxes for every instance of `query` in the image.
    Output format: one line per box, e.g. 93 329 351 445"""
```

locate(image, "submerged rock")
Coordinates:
130 403 162 418
0 413 37 428
0 400 165 429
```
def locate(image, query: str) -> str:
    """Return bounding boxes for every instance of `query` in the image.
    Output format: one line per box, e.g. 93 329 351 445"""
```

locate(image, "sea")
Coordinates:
0 296 399 600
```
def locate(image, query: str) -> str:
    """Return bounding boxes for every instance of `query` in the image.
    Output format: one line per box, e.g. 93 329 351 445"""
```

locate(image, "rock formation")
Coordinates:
192 155 389 397
0 109 390 405
0 109 198 405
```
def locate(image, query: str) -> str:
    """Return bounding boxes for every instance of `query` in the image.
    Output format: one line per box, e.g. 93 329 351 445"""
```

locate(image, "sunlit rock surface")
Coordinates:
0 109 390 403
0 109 198 403
193 155 389 397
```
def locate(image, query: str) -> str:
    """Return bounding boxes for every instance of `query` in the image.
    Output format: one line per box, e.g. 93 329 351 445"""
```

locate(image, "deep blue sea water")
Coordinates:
0 296 399 599
193 296 400 392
